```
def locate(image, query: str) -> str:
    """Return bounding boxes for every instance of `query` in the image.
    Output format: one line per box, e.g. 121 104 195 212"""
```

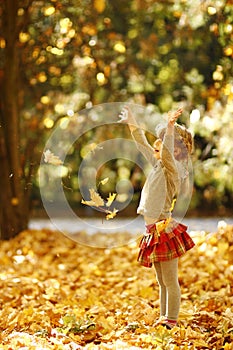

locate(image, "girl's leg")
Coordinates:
160 258 181 322
154 262 166 317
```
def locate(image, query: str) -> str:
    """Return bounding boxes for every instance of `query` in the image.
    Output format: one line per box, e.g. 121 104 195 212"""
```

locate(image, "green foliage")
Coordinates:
56 314 96 334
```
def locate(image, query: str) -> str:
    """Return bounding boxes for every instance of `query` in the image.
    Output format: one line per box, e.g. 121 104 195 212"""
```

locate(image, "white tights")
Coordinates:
154 258 181 321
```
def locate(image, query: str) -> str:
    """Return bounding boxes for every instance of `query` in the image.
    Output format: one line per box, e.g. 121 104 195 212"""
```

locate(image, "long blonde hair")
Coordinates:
175 124 193 155
156 123 193 161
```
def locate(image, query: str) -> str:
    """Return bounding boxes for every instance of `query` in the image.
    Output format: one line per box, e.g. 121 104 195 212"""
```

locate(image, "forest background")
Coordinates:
0 0 233 239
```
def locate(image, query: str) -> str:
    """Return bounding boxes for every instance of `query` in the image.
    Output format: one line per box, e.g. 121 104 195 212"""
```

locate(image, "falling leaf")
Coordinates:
81 186 118 220
81 188 104 207
106 208 118 220
99 177 109 186
43 149 63 165
106 193 117 207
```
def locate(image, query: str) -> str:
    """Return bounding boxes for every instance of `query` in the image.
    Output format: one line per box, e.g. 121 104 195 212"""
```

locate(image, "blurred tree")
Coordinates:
0 0 89 239
0 0 232 239
0 0 29 239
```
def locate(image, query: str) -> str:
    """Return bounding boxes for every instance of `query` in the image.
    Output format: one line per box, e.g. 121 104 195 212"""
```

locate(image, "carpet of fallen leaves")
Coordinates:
0 221 233 350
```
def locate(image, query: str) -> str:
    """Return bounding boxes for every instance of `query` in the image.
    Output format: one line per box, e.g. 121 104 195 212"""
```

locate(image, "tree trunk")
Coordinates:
0 126 29 240
0 0 29 240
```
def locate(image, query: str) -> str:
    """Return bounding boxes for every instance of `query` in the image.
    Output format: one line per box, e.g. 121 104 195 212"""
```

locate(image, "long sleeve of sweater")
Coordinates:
131 126 178 175
161 129 177 175
131 128 157 167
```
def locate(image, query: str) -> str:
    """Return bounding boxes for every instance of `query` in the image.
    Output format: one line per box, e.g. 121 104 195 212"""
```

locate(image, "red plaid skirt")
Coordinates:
137 219 195 267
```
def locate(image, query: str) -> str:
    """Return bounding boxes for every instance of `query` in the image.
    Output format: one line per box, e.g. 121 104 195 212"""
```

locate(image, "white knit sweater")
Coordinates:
131 127 180 220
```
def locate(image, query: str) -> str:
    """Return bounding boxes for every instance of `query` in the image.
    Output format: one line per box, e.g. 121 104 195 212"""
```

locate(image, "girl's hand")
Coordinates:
117 107 129 123
118 106 137 125
168 107 183 126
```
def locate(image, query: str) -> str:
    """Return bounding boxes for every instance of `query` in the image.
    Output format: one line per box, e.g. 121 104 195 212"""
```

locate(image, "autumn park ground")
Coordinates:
0 220 233 349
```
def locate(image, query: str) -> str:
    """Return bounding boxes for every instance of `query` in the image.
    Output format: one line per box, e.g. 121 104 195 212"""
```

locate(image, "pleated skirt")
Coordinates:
137 219 195 268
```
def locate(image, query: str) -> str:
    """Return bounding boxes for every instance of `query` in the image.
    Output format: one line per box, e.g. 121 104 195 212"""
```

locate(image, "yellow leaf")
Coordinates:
90 188 105 206
99 177 109 186
81 199 95 207
81 188 104 207
139 286 154 299
106 193 116 207
106 208 118 220
193 339 210 347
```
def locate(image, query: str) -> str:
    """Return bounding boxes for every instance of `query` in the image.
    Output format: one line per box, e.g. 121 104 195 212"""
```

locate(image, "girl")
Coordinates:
119 106 195 329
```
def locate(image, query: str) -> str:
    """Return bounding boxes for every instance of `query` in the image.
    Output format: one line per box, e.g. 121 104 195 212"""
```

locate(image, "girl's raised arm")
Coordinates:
118 106 156 166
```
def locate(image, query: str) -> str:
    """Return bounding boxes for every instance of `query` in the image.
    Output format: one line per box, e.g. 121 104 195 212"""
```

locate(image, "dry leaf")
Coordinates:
106 193 117 207
1 224 233 348
81 188 118 220
99 177 109 186
81 188 104 207
106 208 118 220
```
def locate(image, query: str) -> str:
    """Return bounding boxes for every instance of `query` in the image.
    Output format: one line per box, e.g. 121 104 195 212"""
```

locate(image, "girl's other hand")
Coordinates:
168 107 183 126
117 107 129 123
118 106 137 125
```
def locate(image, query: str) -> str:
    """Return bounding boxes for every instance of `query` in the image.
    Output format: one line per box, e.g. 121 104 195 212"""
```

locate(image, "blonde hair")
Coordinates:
155 122 193 159
175 124 193 154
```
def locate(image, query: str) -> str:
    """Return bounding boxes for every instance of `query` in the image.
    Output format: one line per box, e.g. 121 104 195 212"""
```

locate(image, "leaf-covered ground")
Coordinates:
0 222 233 349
